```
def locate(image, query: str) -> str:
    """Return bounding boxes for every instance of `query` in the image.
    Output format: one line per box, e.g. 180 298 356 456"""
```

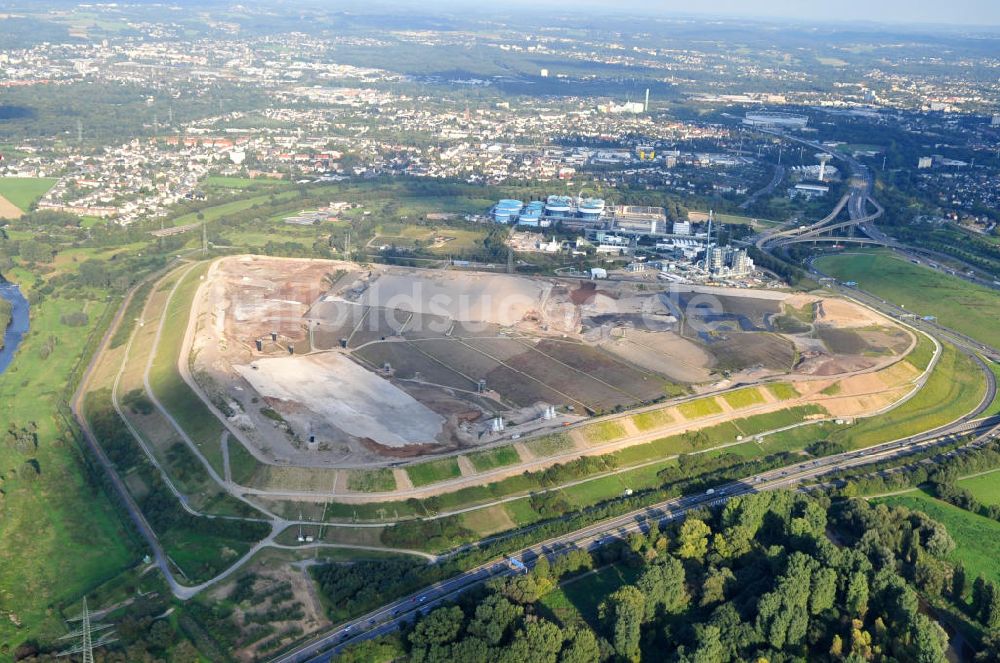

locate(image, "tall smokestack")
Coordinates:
818 154 832 182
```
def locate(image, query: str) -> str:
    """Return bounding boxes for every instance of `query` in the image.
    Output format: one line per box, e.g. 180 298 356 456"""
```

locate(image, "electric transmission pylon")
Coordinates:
57 598 116 661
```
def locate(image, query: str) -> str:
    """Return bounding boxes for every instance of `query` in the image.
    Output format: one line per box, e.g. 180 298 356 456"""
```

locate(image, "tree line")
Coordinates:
339 490 973 662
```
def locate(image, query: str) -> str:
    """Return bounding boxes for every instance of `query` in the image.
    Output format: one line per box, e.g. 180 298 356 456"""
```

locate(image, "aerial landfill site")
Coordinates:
188 256 915 468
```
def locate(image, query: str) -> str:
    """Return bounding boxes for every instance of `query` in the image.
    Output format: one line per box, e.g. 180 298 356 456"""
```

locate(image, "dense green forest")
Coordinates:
333 491 1000 663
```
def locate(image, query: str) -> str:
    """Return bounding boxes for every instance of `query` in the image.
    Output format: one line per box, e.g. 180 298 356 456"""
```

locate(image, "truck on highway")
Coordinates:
505 556 527 573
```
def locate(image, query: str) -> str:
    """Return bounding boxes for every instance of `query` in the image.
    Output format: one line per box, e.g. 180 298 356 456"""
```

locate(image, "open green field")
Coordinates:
168 190 301 228
766 383 800 401
525 433 575 457
689 210 781 229
202 176 289 192
406 457 462 487
557 459 677 506
0 288 136 647
831 342 985 449
678 396 723 420
540 564 641 630
722 387 766 409
874 490 1000 585
727 420 847 457
347 468 397 493
372 225 488 256
581 420 628 445
0 176 57 211
146 263 226 474
815 251 1000 349
228 437 263 485
956 470 1000 507
614 405 826 465
905 332 936 372
160 529 255 585
632 408 674 432
467 445 521 473
817 56 849 67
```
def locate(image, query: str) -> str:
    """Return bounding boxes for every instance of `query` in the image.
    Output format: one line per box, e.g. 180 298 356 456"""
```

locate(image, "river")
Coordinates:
0 280 29 375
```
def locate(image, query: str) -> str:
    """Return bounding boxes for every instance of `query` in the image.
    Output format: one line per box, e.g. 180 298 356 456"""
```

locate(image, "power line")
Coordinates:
57 598 117 662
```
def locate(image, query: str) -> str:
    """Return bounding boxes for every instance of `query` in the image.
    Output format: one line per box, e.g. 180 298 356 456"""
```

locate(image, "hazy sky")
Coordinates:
495 0 1000 26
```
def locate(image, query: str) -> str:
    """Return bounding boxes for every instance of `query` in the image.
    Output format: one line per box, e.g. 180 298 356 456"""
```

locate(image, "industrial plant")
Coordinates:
493 196 756 282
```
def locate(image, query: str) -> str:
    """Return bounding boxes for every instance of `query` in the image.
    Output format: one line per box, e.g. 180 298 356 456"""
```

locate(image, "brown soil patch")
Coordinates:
0 194 22 219
360 438 445 458
798 355 879 376
570 281 597 305
819 387 912 417
783 293 820 309
815 297 883 328
600 329 714 383
858 327 912 355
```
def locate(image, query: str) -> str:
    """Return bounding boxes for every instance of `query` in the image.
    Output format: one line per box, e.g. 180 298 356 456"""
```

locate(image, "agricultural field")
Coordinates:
816 250 1000 349
0 176 57 213
875 490 1000 585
